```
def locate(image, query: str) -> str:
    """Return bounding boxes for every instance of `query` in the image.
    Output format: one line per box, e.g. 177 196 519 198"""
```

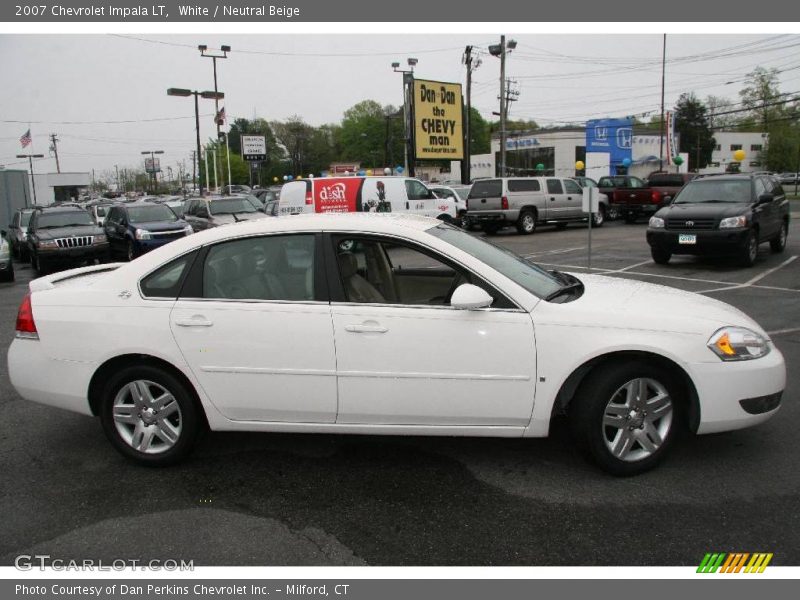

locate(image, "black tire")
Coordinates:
651 247 671 265
0 266 13 283
457 211 468 229
624 213 638 224
99 365 202 466
516 209 537 235
126 240 137 262
739 229 758 267
593 205 606 228
483 224 500 236
569 360 682 476
9 243 18 260
770 221 788 253
33 253 48 276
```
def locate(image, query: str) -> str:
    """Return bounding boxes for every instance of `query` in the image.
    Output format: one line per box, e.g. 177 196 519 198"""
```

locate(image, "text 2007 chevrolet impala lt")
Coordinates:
8 214 785 475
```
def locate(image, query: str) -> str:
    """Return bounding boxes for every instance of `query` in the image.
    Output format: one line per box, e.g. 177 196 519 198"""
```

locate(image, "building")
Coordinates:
702 131 769 174
0 169 33 231
31 172 91 206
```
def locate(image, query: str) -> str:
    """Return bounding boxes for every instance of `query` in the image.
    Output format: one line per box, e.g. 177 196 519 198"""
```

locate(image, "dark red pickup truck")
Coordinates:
603 173 695 223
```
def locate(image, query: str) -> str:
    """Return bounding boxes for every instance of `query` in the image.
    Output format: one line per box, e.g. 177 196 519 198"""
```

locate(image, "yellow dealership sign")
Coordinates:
413 79 464 160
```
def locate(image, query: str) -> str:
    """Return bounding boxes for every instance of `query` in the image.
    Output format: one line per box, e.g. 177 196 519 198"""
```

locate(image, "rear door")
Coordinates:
467 179 503 212
544 178 569 219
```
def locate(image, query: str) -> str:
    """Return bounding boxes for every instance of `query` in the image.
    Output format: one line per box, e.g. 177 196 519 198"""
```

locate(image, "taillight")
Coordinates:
651 190 662 204
501 196 509 210
305 192 313 205
15 292 38 340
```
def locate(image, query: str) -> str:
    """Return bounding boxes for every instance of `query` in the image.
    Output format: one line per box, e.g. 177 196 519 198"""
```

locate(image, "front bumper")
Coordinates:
690 343 786 434
647 227 750 256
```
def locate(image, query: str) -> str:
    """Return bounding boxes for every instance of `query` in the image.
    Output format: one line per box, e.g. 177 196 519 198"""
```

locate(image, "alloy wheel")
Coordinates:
112 380 183 454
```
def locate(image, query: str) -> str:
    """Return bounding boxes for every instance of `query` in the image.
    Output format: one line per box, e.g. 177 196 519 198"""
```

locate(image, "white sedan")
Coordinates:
8 214 786 475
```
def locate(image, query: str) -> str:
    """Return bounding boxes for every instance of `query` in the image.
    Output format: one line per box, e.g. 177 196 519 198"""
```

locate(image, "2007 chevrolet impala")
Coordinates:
7 213 785 475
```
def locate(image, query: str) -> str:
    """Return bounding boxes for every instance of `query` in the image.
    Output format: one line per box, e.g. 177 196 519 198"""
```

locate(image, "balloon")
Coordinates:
673 156 684 166
733 149 746 162
344 171 350 175
366 169 373 176
622 158 632 168
273 177 279 183
575 160 585 171
384 167 392 175
282 175 288 181
308 173 314 179
396 165 404 174
288 175 294 181
536 163 545 171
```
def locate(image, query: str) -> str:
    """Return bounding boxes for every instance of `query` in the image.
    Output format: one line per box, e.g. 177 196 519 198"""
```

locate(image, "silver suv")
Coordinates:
466 177 608 235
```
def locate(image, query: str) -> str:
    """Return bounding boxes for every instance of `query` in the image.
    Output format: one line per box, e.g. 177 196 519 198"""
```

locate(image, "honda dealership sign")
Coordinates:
586 118 633 169
241 135 267 162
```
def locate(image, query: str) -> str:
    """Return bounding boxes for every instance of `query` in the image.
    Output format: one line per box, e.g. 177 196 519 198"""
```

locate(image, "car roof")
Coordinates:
35 205 88 213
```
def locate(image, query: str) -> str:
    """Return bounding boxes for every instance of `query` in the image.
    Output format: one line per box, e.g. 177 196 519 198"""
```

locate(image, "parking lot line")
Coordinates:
609 259 653 273
697 256 798 293
524 246 586 259
742 255 797 286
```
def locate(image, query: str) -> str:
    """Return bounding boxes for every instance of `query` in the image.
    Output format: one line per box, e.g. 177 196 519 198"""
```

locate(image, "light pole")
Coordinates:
141 150 164 193
198 44 230 141
167 88 225 197
16 153 44 206
489 37 516 177
392 57 418 176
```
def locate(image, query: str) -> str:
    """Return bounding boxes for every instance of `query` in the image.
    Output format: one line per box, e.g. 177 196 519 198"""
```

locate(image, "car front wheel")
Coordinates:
100 365 201 466
651 246 671 265
739 230 758 267
770 221 788 253
570 361 680 476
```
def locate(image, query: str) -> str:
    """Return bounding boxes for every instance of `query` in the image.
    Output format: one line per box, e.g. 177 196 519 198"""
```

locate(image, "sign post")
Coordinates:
582 185 599 272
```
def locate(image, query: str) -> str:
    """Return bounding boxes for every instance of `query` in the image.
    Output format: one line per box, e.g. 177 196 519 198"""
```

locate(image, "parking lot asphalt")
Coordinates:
1 217 799 567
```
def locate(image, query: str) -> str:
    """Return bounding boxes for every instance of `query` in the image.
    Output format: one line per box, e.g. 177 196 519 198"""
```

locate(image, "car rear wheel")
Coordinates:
651 247 671 265
100 365 201 466
770 222 788 253
592 205 606 227
127 241 137 261
569 361 680 476
739 230 758 267
516 210 537 235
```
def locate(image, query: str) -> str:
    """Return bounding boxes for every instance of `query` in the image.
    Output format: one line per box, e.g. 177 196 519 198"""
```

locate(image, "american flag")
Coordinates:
20 129 31 148
214 107 226 126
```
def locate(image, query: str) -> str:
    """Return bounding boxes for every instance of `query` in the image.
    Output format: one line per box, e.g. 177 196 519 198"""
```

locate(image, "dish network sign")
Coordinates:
314 178 362 213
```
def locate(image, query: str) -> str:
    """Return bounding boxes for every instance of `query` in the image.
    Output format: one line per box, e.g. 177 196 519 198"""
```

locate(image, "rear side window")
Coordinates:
563 179 582 194
468 180 502 198
507 179 541 192
140 252 196 299
546 179 563 194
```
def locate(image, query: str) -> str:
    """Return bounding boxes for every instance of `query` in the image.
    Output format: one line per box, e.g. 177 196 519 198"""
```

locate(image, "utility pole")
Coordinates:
392 58 418 177
198 45 231 141
500 35 507 178
462 45 481 185
16 153 44 206
49 134 61 173
191 151 197 194
115 164 120 193
659 33 667 172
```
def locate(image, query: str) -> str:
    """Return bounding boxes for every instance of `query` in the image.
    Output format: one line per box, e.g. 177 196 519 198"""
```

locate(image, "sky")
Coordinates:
1 33 799 179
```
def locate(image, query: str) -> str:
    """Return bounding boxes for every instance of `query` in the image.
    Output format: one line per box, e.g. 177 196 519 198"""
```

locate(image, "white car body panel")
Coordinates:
6 213 785 443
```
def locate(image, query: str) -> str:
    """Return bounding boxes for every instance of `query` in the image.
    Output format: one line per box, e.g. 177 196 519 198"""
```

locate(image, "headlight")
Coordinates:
719 215 747 229
135 228 152 240
708 327 770 361
93 234 107 244
37 239 58 249
183 225 194 235
649 216 665 228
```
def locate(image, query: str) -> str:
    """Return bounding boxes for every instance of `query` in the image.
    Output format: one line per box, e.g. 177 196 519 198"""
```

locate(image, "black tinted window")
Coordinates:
507 179 541 192
546 179 563 194
648 175 685 187
468 180 502 198
140 252 195 299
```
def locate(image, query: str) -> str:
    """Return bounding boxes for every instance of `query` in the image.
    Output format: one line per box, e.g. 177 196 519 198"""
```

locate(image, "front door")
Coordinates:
327 234 536 427
562 178 585 219
169 233 338 423
545 178 569 220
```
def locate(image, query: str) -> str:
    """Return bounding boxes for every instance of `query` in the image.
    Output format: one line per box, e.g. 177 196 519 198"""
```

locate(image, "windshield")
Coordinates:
209 197 258 215
127 204 178 223
468 180 502 198
36 211 94 228
674 179 752 204
429 225 562 299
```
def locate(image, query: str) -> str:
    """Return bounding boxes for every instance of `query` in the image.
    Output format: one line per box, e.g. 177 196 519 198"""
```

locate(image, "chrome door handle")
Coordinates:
175 317 213 327
345 323 388 334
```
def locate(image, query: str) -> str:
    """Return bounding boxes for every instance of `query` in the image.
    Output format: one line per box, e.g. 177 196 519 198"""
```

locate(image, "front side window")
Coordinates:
508 179 541 192
405 179 431 201
202 235 315 301
546 179 563 194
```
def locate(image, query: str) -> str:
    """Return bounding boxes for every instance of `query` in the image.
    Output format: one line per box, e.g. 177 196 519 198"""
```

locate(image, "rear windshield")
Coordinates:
36 211 94 228
598 176 627 187
674 179 752 204
468 180 502 198
127 204 178 224
648 175 686 187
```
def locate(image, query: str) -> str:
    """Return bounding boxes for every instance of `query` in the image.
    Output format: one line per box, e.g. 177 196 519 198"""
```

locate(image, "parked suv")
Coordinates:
465 177 608 235
0 230 13 282
27 205 110 274
647 174 790 267
104 202 193 261
6 208 34 261
183 195 269 232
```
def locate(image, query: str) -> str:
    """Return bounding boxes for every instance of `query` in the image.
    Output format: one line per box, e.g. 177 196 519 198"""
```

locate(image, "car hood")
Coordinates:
128 219 188 232
211 213 268 225
655 202 751 220
537 274 765 336
35 225 104 239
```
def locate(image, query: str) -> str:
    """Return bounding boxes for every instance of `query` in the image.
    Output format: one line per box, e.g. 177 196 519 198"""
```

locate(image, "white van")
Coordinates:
278 176 458 221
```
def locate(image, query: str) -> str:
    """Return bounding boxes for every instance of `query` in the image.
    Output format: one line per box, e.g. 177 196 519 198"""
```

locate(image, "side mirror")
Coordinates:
758 193 774 205
662 195 673 205
451 283 493 310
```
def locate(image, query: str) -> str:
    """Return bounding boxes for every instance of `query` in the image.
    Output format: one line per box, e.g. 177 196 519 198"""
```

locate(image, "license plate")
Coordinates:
678 234 697 245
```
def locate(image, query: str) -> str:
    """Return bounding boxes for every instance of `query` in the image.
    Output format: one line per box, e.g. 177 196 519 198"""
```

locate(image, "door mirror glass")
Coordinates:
450 283 493 310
